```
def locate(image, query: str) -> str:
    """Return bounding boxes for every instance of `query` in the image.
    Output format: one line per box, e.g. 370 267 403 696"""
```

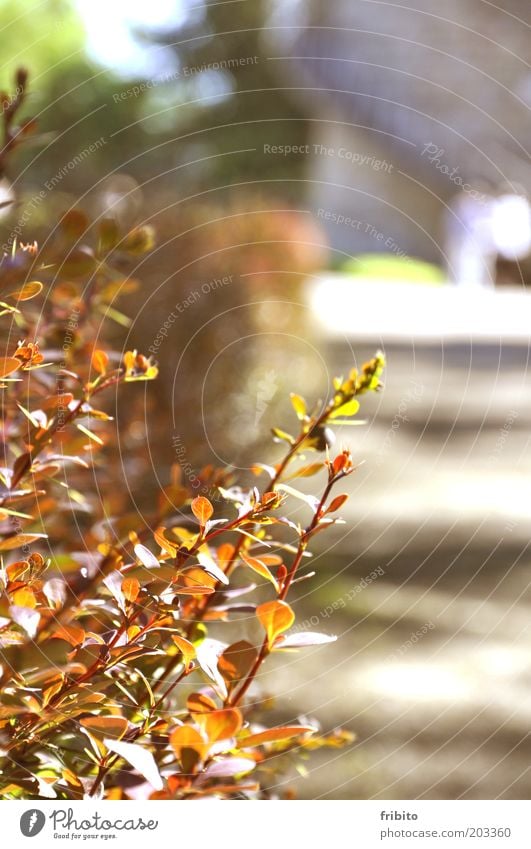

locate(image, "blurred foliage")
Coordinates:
341 254 446 284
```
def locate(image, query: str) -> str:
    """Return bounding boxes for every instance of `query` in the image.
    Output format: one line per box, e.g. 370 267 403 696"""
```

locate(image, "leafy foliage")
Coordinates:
0 72 385 800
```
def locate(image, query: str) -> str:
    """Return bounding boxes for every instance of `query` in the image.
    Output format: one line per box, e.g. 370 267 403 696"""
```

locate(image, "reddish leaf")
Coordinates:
324 493 349 515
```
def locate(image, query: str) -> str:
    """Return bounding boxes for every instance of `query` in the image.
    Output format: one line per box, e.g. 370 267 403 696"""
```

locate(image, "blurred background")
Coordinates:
1 0 531 799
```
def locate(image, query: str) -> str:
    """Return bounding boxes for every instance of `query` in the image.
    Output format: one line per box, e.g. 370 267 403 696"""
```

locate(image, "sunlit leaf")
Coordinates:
11 588 36 608
271 427 295 445
9 605 39 638
195 638 228 698
9 281 43 302
240 552 279 592
274 632 337 649
290 393 307 420
171 635 196 671
329 398 360 419
134 543 160 569
81 716 129 739
187 692 218 714
196 708 243 743
50 624 85 647
196 549 229 585
104 739 163 790
324 493 349 514
122 577 140 603
276 484 320 511
76 424 104 446
0 533 47 551
91 349 109 376
154 527 177 557
256 600 295 649
218 641 258 692
169 725 208 773
191 496 214 526
237 725 317 748
200 756 255 778
0 357 21 378
103 570 126 612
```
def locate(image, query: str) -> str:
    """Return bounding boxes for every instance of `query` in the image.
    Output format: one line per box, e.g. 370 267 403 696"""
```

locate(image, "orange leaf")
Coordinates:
218 641 259 692
50 624 85 647
80 716 129 739
173 585 215 596
0 533 46 551
256 600 295 648
197 708 243 743
325 493 349 515
122 577 140 603
154 527 177 558
191 496 213 526
171 635 196 670
187 692 218 714
0 356 21 378
240 552 279 592
9 281 43 301
169 725 208 771
42 676 65 708
91 349 109 376
11 588 36 608
237 725 317 748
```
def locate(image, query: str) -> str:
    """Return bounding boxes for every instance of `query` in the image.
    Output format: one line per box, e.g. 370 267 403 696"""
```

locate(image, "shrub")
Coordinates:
0 72 385 800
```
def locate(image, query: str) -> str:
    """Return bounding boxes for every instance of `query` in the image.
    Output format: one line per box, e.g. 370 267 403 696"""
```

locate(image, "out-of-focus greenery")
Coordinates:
341 255 446 285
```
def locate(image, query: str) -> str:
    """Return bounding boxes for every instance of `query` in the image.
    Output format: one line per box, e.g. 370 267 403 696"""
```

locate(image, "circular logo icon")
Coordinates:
20 809 46 837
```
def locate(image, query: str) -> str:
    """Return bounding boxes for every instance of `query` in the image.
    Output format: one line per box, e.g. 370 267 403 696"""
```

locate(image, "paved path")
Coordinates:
272 285 531 799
